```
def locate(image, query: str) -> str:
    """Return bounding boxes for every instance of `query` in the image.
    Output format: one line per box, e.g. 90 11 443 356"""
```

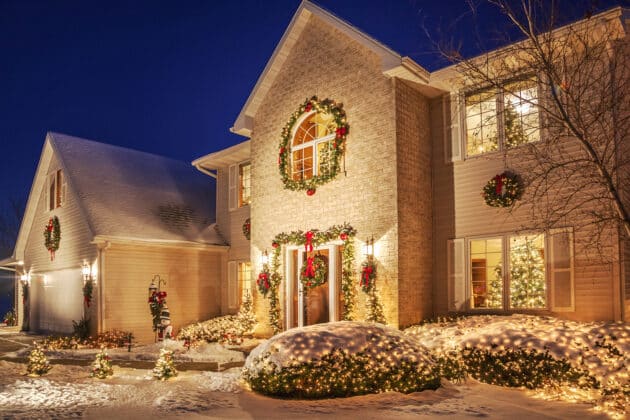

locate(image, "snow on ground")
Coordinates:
404 314 630 388
7 339 248 364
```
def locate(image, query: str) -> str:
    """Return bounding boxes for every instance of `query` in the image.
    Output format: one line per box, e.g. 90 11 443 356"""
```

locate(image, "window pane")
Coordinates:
509 234 546 309
48 175 55 211
504 79 539 148
466 90 498 156
55 170 63 207
239 163 251 207
470 238 503 309
317 141 333 177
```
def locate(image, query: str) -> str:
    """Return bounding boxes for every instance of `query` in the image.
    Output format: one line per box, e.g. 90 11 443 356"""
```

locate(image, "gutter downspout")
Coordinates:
194 164 217 179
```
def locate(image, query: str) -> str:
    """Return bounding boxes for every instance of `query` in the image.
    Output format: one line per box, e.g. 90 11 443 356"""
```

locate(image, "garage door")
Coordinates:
31 268 83 334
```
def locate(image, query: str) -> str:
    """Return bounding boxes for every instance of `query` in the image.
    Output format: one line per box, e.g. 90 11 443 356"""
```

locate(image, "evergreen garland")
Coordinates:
262 223 358 333
90 347 114 379
83 280 93 307
242 218 251 240
278 96 349 192
26 343 52 376
153 348 178 380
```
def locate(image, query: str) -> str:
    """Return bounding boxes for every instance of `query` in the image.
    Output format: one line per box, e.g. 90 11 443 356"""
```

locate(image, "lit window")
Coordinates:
291 112 335 181
237 261 252 305
47 169 65 211
465 78 539 157
239 162 251 207
469 233 547 310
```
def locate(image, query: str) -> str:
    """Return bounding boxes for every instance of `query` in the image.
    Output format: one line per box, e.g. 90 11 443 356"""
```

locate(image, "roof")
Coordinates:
192 139 250 170
12 133 225 260
231 0 431 137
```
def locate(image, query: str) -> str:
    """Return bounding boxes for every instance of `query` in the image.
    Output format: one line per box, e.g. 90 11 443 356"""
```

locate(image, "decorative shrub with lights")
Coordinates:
40 330 133 350
242 322 440 398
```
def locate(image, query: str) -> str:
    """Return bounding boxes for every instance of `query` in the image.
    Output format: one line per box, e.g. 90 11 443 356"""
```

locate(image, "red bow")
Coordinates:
361 266 373 286
304 256 315 278
495 175 503 196
84 295 91 307
305 231 314 252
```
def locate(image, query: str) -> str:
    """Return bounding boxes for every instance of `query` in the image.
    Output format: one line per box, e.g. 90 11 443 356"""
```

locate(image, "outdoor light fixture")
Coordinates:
362 237 374 258
20 272 30 286
82 262 91 284
261 250 269 265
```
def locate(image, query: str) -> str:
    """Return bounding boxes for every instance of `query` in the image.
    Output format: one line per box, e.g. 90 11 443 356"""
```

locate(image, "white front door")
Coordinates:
285 244 339 329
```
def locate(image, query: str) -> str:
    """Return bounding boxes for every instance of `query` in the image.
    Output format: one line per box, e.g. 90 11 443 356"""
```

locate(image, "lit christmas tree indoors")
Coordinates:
509 235 546 308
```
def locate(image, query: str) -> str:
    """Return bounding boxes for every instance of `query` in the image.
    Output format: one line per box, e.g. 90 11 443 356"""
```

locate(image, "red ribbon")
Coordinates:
305 231 314 252
361 266 373 286
84 295 91 307
495 175 503 196
305 256 315 278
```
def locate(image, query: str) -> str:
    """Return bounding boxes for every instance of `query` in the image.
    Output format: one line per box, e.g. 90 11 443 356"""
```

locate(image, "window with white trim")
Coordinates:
47 169 66 211
465 78 540 157
228 161 250 211
454 231 573 312
228 261 251 309
291 112 335 181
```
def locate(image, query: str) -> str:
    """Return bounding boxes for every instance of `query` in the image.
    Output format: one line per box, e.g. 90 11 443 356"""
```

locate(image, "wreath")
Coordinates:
242 218 251 240
360 260 377 293
256 268 272 297
300 254 328 289
278 96 349 193
83 280 93 307
43 216 61 260
482 172 522 207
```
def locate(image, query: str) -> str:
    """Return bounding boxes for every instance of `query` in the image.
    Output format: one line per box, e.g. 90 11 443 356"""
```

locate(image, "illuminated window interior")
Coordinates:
291 112 336 181
48 169 65 211
239 162 251 207
238 261 252 305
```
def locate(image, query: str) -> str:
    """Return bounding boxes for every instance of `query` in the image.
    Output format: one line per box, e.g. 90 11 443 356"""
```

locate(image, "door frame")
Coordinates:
284 242 340 329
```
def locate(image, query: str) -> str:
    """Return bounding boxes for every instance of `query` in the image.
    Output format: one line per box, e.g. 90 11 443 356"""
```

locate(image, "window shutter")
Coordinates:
443 92 463 163
60 171 67 206
549 229 574 312
228 261 238 309
447 238 466 311
228 164 237 211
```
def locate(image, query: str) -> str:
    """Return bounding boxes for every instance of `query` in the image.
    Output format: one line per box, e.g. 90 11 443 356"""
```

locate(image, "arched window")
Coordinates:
291 112 335 181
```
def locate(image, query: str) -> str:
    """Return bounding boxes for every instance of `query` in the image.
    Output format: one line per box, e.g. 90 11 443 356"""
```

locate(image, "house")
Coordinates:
2 132 227 342
192 1 628 335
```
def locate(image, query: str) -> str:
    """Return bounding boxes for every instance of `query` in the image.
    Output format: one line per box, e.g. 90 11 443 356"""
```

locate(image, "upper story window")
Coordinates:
47 169 66 211
465 78 539 157
291 112 335 181
239 162 251 207
229 161 250 211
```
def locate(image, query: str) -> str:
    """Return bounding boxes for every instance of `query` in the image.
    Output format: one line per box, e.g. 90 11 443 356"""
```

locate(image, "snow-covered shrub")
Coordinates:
26 344 52 376
153 348 178 380
90 347 114 379
243 322 440 398
178 298 257 345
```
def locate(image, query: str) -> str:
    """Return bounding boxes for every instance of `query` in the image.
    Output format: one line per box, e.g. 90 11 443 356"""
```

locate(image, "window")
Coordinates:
228 161 250 211
468 233 547 310
465 78 539 157
239 162 251 207
291 112 335 181
228 261 251 309
47 169 66 211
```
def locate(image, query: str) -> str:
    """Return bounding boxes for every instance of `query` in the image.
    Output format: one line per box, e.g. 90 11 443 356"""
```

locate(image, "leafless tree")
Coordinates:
437 1 630 251
0 197 24 259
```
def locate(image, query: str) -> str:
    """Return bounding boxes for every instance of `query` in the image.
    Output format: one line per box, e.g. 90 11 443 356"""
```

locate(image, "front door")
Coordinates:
286 244 339 329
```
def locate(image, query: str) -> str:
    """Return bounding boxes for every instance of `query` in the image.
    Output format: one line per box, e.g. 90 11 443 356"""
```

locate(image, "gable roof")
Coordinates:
231 0 431 137
12 132 225 261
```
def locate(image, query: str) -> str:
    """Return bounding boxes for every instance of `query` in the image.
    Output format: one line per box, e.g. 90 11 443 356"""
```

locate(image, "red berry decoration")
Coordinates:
306 188 316 196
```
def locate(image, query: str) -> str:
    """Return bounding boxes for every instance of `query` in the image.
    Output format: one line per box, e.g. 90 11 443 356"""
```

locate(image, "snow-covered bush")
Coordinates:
26 344 52 376
153 348 178 380
405 315 629 418
178 296 256 345
90 347 114 379
242 322 440 398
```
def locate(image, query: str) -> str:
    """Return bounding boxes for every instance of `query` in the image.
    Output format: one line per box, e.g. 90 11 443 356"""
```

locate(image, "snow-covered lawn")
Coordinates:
0 315 627 419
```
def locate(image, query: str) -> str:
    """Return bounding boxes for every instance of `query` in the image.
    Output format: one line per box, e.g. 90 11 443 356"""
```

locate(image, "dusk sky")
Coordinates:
0 0 625 220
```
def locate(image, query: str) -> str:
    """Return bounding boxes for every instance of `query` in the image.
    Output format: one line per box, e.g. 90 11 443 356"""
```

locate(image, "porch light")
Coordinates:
362 237 374 257
82 262 91 284
20 272 30 286
260 250 269 265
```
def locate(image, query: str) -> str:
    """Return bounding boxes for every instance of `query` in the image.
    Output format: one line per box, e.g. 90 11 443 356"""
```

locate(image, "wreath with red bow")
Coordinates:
257 267 272 297
278 96 349 194
300 254 328 289
482 172 522 207
242 218 251 240
43 216 61 260
360 260 377 293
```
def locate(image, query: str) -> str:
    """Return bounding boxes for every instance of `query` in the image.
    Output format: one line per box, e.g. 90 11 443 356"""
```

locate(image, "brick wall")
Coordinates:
249 16 400 334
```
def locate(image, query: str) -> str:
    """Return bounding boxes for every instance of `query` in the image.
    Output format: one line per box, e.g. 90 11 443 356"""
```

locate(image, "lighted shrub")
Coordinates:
242 322 440 399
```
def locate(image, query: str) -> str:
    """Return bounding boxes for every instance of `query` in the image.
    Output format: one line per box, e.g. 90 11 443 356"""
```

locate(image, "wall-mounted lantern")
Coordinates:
362 237 374 258
260 250 269 266
82 262 91 285
20 272 30 286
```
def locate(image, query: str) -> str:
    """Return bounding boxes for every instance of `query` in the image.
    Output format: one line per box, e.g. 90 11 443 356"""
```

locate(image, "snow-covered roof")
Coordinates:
192 140 250 171
12 133 226 260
